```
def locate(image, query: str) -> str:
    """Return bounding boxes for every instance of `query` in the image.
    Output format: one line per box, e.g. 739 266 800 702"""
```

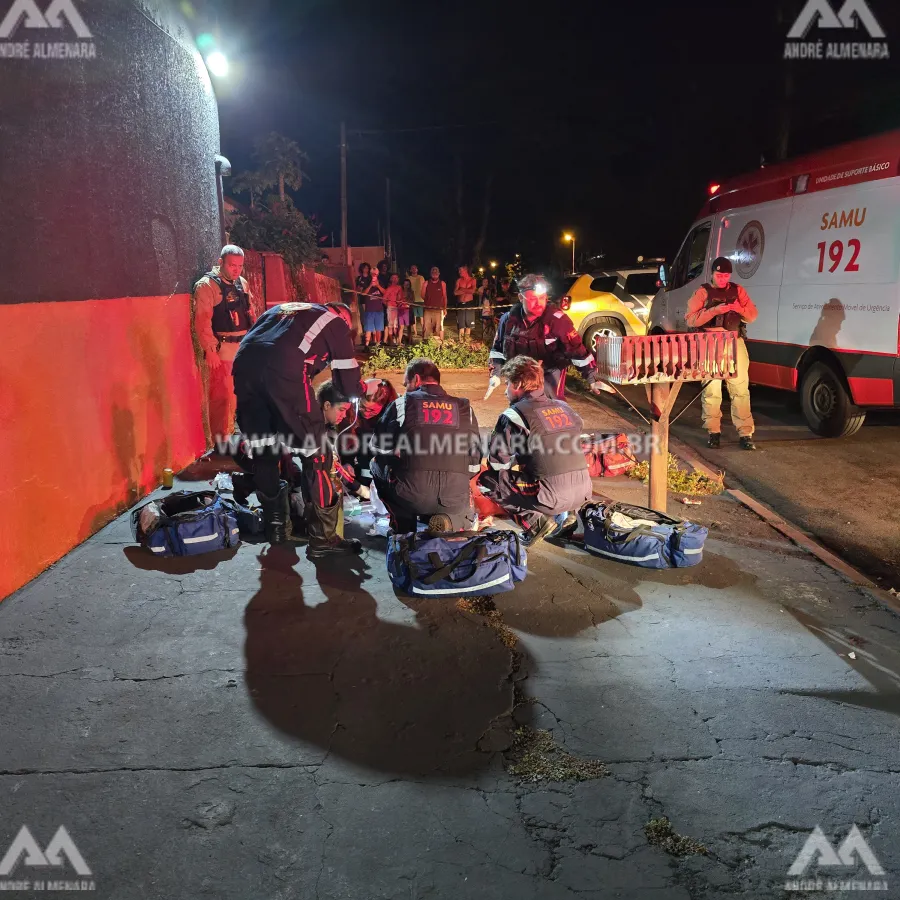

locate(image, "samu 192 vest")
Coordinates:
397 386 473 475
506 395 585 479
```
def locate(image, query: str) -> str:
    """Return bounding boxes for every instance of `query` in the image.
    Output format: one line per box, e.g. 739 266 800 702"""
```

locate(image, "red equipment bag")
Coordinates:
581 434 637 478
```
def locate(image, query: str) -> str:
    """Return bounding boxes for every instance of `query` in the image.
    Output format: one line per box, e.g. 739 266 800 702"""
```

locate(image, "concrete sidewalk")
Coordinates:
1 376 899 898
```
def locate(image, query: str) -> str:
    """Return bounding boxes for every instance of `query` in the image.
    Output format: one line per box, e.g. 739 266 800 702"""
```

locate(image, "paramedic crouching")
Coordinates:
685 257 759 451
233 301 364 555
478 356 592 546
370 358 482 534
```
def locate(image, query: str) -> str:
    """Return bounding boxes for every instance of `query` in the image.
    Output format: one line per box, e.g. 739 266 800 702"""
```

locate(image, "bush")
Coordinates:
628 453 725 496
362 338 489 375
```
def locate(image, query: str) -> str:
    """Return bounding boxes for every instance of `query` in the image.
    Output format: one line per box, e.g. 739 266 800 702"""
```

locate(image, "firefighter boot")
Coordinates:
231 471 255 507
257 481 292 545
306 499 363 559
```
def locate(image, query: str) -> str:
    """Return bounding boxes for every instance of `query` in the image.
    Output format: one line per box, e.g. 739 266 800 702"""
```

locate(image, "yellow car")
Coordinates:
554 268 655 348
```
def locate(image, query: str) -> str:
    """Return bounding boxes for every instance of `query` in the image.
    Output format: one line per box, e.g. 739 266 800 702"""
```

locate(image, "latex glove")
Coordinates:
590 380 616 395
484 375 502 400
356 484 371 501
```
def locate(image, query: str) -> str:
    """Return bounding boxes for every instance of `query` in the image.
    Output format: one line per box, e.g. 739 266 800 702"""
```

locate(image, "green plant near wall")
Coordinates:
362 339 489 375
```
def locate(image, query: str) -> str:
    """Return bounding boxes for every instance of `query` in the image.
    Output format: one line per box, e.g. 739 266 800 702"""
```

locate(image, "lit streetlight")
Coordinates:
563 232 575 273
489 261 498 270
206 51 229 77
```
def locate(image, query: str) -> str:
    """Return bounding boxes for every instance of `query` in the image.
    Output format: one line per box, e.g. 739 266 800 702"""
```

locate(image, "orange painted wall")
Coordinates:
1 294 206 599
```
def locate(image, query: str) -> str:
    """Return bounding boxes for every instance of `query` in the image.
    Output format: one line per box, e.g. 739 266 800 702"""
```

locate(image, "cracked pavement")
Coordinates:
2 383 900 898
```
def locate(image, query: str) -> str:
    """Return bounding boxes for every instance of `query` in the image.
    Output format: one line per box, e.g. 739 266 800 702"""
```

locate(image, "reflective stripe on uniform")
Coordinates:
330 358 358 369
489 460 512 471
501 407 529 432
247 436 278 448
298 311 338 353
489 350 506 360
572 356 593 366
553 311 564 318
544 338 556 345
468 464 482 474
394 394 407 427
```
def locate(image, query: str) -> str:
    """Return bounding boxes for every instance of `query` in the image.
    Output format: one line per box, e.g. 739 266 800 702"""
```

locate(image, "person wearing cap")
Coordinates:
685 257 759 450
489 273 612 400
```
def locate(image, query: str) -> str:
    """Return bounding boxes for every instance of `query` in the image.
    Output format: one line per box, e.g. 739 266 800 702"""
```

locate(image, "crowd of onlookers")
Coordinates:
354 258 514 348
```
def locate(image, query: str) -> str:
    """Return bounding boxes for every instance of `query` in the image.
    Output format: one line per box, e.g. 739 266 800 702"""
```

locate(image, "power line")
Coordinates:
349 119 505 135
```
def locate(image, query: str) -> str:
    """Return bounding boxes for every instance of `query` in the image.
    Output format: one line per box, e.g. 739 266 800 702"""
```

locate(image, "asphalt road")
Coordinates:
604 382 900 590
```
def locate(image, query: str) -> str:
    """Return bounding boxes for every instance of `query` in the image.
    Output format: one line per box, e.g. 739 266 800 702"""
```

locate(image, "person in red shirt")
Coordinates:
454 264 477 342
422 266 447 340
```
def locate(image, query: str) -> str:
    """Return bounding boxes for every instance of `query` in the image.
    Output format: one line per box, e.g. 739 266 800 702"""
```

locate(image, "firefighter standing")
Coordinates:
685 257 758 450
193 245 256 442
371 358 482 534
232 301 364 556
479 356 592 546
489 274 612 400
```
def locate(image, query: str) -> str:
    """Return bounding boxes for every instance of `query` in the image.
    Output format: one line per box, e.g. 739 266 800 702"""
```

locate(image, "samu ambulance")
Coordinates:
649 130 900 437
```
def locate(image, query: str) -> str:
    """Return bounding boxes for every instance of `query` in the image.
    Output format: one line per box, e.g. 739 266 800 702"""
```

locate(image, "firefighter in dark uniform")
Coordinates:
371 358 482 534
232 301 364 557
193 245 256 442
479 356 592 545
489 273 613 400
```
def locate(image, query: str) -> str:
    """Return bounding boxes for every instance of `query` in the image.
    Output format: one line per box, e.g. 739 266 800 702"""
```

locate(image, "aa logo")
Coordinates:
787 0 886 40
787 825 885 877
0 0 92 40
0 826 92 877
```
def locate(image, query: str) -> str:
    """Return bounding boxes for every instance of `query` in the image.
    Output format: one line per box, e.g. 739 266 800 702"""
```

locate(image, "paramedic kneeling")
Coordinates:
685 256 759 451
370 357 482 534
479 356 592 546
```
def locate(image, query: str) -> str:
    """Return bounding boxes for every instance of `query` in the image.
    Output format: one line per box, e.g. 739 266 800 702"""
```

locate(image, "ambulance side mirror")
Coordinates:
658 263 668 290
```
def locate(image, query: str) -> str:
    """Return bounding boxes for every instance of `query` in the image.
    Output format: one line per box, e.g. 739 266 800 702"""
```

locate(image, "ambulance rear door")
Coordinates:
781 177 900 377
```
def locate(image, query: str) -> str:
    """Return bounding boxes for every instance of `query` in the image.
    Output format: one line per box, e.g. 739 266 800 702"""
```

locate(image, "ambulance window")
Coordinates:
672 223 711 289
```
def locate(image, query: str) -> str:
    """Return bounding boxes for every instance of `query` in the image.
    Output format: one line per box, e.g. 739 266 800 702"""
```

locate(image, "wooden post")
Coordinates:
648 381 683 513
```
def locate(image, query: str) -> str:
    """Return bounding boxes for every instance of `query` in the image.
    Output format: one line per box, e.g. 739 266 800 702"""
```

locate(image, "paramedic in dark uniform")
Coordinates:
193 245 256 442
479 356 592 546
370 358 482 534
489 273 613 400
685 257 758 451
232 301 364 556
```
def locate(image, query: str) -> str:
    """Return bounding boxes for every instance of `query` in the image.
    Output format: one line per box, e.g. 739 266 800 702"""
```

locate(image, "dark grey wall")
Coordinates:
0 0 221 304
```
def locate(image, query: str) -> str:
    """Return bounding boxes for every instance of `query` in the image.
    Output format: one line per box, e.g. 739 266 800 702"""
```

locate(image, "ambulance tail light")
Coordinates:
560 295 572 311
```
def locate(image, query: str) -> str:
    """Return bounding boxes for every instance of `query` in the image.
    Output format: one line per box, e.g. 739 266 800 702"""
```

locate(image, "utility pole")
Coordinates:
340 122 349 266
385 177 392 264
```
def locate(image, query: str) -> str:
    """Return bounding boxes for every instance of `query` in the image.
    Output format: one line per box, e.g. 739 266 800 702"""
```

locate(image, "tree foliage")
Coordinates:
254 131 310 201
228 195 321 271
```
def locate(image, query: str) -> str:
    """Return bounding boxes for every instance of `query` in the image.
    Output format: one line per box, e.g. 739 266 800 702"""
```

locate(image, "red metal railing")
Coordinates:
594 333 739 384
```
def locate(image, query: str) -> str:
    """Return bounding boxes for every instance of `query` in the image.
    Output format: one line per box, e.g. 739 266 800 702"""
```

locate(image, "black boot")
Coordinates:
257 481 291 545
306 499 362 559
231 471 255 507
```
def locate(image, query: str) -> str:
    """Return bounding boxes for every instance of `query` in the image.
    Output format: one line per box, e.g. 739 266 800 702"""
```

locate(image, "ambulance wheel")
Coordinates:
584 318 625 350
801 362 866 437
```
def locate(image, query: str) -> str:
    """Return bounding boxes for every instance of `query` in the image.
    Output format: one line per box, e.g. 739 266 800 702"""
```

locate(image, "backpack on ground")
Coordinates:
581 434 638 477
580 499 707 569
387 529 528 596
131 490 241 558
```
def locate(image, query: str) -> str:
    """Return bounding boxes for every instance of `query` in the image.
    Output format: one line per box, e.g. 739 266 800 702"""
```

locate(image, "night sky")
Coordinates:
205 0 900 275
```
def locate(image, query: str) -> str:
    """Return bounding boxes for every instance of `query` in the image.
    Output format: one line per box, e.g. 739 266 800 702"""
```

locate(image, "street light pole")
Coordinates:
340 121 349 266
563 233 575 274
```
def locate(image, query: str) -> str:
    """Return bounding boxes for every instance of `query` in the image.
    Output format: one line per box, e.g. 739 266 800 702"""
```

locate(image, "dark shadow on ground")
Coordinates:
243 544 529 777
123 545 239 573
